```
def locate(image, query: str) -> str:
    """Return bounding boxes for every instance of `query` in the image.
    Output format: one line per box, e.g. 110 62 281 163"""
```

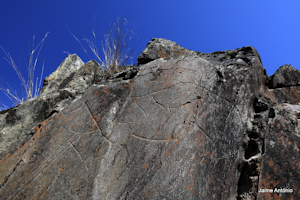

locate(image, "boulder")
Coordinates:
267 64 300 89
40 54 85 94
56 59 105 93
137 38 197 65
0 38 299 199
264 65 300 105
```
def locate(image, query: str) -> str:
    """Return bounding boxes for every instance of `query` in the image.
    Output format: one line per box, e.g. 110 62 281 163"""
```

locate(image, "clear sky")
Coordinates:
1 0 300 110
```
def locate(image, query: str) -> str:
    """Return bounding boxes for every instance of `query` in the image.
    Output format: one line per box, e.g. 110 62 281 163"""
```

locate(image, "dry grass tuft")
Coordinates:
68 11 141 76
0 32 48 110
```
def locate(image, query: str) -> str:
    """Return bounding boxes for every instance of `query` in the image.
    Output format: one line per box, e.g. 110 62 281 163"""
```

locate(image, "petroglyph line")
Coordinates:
192 121 214 143
151 96 168 113
68 141 88 171
130 133 179 142
84 102 112 144
150 83 176 94
0 158 23 190
167 98 199 109
61 103 83 115
166 98 171 114
116 94 133 119
11 141 71 198
128 120 192 142
126 122 173 142
133 97 147 117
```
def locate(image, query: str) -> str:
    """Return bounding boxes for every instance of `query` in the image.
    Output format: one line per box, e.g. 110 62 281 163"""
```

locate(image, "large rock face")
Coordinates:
0 38 299 199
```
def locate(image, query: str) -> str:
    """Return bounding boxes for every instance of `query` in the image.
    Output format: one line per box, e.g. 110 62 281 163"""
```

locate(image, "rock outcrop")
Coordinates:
0 54 106 163
267 64 300 89
40 54 105 95
0 38 299 199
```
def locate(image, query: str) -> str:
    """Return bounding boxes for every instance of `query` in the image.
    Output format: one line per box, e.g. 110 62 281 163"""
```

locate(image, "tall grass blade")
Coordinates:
0 32 48 110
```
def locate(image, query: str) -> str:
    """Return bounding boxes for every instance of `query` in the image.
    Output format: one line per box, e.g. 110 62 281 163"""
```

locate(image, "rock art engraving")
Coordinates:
0 38 299 199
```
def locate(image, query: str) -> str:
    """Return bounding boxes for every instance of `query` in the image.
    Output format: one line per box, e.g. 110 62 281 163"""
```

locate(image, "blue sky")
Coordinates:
0 1 300 110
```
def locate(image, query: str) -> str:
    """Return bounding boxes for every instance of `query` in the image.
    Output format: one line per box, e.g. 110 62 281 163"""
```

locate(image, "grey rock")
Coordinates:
264 65 300 104
282 103 300 118
58 59 105 93
0 39 299 200
0 55 107 162
106 66 139 82
137 38 197 65
258 104 300 200
268 64 300 88
0 89 76 160
41 54 105 96
40 54 85 95
266 86 300 104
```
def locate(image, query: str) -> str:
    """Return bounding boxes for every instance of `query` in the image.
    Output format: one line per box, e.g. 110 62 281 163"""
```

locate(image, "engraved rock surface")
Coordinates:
0 90 76 161
0 38 299 199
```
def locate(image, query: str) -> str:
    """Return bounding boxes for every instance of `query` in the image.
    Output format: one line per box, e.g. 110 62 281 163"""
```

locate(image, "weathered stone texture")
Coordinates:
0 90 76 160
268 64 300 89
0 38 299 199
258 106 300 199
0 55 106 165
59 59 105 93
40 54 85 95
137 38 197 65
